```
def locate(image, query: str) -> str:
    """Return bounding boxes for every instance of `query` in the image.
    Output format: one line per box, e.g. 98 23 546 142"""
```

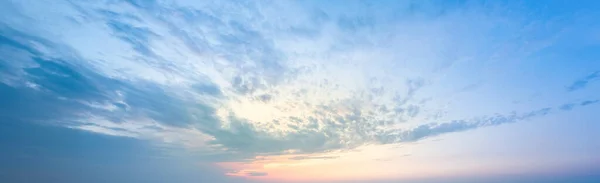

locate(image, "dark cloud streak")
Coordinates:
567 71 600 91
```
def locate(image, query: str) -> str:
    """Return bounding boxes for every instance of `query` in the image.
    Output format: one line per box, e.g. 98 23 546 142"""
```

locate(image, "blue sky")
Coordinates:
1 0 599 182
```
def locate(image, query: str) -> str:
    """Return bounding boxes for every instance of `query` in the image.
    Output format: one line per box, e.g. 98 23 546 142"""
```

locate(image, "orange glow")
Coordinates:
214 145 424 182
213 142 521 182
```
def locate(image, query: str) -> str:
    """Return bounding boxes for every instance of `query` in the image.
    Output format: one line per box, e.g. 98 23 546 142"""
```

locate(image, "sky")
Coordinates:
1 0 600 182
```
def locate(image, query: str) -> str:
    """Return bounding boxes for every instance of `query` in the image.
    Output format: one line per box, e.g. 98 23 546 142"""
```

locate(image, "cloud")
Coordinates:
380 108 553 143
245 171 268 177
2 0 599 166
0 119 237 183
0 24 218 148
288 156 340 161
559 103 576 111
567 71 600 91
580 99 599 106
106 19 159 57
380 98 600 144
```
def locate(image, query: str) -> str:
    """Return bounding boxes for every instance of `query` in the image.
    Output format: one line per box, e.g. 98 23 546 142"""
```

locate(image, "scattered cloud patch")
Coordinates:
245 171 268 177
288 156 340 161
567 71 600 91
580 99 599 106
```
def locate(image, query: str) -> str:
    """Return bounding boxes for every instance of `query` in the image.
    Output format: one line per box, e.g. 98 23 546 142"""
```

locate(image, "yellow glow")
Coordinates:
214 142 519 182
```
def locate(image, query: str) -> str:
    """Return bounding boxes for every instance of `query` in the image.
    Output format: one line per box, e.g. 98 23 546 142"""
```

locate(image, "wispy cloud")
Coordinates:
289 156 340 161
567 71 600 91
245 171 268 177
